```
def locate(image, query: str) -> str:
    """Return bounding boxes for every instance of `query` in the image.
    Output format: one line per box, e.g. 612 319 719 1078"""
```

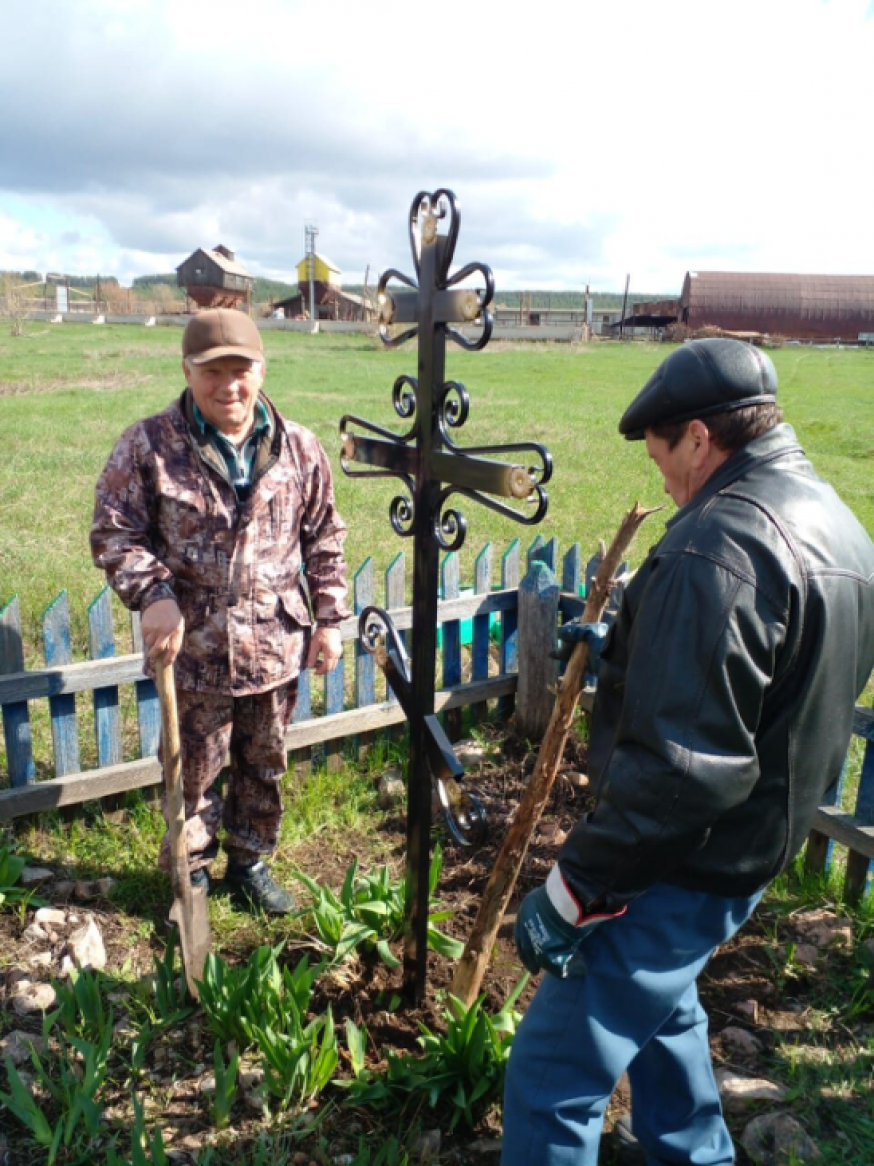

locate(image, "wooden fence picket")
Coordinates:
354 558 375 709
42 592 80 776
562 543 582 599
384 551 406 707
88 588 122 768
130 613 160 758
324 638 346 769
498 539 520 721
845 709 874 900
515 559 560 740
351 557 375 757
470 543 492 726
441 552 462 740
526 533 544 571
0 596 35 787
292 657 312 725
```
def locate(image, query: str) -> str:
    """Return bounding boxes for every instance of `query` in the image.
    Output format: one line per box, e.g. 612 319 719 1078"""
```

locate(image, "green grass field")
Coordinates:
2 323 873 659
2 324 874 1165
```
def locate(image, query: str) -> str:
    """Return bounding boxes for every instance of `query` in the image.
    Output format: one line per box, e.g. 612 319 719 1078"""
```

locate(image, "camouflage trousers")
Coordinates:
157 680 299 873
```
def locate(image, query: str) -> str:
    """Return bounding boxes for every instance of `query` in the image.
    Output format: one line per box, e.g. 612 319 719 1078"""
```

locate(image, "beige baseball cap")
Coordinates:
182 309 264 365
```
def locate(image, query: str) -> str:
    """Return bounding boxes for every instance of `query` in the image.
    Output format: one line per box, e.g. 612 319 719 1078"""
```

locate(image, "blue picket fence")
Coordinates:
1 534 871 902
0 535 590 817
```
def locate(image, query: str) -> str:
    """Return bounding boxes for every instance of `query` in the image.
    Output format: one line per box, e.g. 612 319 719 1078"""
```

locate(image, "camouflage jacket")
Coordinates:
91 390 349 695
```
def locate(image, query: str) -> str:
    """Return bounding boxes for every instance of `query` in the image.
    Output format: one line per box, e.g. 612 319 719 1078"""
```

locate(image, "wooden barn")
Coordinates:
272 253 376 322
176 245 255 310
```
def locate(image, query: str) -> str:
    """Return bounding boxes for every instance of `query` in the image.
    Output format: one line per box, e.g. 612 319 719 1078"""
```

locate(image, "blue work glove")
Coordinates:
552 620 608 685
514 865 623 979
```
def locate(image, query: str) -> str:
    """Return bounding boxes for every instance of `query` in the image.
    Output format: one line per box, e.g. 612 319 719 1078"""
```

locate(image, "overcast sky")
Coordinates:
1 0 871 296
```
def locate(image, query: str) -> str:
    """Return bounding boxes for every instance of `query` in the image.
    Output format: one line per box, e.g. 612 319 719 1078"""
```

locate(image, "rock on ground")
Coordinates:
742 1111 821 1164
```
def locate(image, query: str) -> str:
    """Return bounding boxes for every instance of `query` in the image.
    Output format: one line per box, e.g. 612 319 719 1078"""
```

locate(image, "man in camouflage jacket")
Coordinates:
91 309 349 912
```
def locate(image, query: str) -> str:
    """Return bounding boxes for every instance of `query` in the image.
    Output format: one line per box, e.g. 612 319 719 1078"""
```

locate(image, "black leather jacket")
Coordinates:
559 424 874 909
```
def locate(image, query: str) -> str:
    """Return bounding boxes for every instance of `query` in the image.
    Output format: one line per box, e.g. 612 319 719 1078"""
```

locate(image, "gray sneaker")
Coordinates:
225 860 295 915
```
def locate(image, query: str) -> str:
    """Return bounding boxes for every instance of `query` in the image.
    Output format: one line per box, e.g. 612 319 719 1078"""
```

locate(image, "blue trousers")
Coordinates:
501 883 763 1166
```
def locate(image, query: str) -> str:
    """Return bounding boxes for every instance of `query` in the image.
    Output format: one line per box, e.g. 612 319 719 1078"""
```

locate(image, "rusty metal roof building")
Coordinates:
680 272 874 341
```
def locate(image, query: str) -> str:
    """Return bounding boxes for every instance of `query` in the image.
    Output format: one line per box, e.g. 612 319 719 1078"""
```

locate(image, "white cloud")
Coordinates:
1 0 872 290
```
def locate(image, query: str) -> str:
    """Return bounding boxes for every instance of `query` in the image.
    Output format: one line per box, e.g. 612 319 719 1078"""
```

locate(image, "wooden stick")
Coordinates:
451 502 659 1006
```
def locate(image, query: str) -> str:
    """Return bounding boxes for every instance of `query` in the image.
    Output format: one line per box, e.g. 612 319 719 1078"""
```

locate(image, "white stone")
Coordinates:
22 923 48 943
716 1070 787 1111
28 952 53 968
33 907 66 926
793 943 819 967
563 770 589 788
0 1030 45 1065
378 772 406 810
742 1111 821 1163
65 916 106 971
791 908 852 949
735 999 759 1023
19 866 54 887
721 1026 763 1057
465 1138 502 1157
12 981 57 1015
240 1066 264 1090
412 1129 442 1162
454 739 487 767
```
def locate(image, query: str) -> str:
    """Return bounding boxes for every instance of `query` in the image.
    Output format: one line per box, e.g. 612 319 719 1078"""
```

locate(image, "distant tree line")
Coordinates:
2 269 673 311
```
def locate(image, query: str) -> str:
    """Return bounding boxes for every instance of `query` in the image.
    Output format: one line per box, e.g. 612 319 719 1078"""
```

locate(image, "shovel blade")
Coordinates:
168 883 211 1000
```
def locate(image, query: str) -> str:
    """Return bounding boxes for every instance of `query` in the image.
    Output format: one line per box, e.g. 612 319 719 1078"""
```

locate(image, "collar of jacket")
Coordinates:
664 422 805 531
179 388 283 489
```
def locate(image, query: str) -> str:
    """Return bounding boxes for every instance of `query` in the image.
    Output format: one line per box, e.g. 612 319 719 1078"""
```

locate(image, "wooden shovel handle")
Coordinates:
154 658 192 907
155 659 184 830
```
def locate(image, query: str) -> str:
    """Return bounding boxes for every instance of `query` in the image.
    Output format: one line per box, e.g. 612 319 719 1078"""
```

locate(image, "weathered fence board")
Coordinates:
498 539 520 722
89 588 122 769
807 706 874 901
471 543 492 725
515 560 560 740
441 552 462 741
131 613 161 758
0 597 36 787
562 543 583 598
43 592 80 776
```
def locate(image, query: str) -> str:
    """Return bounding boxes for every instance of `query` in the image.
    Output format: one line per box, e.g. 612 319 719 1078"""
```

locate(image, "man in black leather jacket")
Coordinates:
502 339 874 1166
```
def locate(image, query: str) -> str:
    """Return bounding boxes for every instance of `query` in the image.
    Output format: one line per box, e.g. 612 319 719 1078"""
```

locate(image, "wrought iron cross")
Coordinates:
340 189 552 1002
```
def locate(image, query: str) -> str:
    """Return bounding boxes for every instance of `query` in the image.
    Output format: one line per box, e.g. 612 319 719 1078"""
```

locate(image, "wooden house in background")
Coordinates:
176 244 255 310
272 252 376 322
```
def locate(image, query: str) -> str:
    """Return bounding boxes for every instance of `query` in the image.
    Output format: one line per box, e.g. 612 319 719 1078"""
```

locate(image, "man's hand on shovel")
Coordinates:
142 599 185 663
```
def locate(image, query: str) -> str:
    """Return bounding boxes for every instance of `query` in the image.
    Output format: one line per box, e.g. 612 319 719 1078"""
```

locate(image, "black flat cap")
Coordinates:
619 338 778 440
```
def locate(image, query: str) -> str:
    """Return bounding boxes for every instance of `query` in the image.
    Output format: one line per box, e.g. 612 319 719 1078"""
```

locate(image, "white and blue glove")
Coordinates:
552 621 608 686
514 865 624 978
